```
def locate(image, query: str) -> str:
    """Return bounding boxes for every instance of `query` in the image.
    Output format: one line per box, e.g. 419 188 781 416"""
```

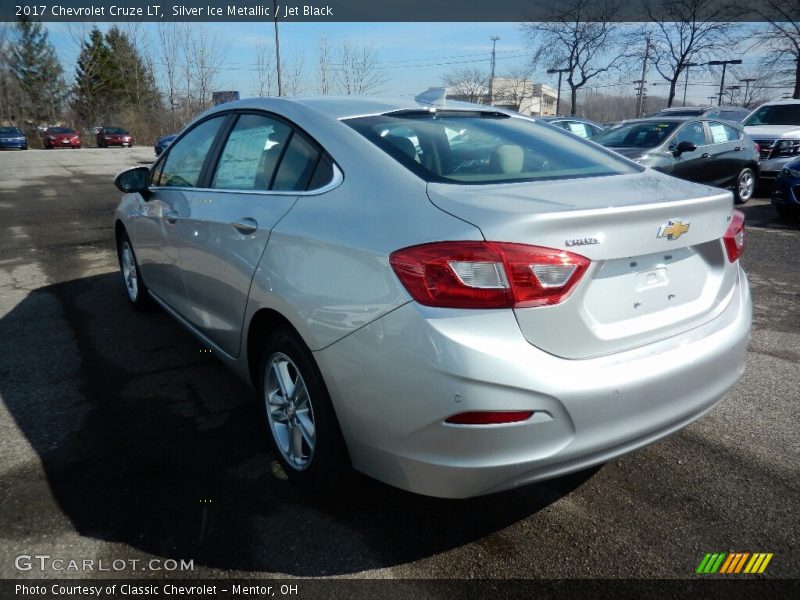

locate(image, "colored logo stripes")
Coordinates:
696 552 773 574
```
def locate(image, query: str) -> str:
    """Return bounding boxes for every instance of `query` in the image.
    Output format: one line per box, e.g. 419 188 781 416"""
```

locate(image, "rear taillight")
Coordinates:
445 411 534 425
389 241 590 309
723 210 746 262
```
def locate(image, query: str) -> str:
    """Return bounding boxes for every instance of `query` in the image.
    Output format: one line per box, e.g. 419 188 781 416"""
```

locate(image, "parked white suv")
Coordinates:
743 99 800 187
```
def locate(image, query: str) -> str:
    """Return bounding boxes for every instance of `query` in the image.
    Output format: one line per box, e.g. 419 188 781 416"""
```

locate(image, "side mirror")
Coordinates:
115 166 151 194
673 141 697 156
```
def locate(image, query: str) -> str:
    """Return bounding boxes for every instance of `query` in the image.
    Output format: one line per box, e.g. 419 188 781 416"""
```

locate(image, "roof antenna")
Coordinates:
415 87 447 108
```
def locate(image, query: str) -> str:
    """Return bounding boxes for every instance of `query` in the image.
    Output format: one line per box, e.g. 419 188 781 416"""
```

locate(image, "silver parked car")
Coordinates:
114 95 751 499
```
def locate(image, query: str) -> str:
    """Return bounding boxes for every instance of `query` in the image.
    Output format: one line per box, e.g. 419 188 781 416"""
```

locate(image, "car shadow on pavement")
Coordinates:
0 272 597 576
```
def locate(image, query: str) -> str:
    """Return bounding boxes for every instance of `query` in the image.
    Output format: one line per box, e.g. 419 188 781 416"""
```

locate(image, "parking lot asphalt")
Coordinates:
0 149 797 580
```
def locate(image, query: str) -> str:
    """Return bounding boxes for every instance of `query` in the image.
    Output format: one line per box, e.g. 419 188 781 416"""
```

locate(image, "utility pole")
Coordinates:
726 85 741 105
489 35 500 105
681 62 699 106
739 78 756 107
708 59 742 107
635 33 651 116
273 0 282 96
547 67 569 116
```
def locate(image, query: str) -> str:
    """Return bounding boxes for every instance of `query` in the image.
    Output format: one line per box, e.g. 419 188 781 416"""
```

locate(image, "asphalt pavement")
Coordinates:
0 148 797 580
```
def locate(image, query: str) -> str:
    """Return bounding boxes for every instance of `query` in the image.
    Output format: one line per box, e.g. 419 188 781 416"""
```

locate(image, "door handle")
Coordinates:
164 210 179 224
231 218 258 235
701 153 711 158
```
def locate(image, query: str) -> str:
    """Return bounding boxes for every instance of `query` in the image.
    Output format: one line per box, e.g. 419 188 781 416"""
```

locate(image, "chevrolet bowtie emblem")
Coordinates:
657 219 690 240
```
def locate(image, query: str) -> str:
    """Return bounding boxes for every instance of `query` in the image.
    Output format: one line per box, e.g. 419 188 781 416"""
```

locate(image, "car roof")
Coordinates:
614 117 744 127
199 95 520 122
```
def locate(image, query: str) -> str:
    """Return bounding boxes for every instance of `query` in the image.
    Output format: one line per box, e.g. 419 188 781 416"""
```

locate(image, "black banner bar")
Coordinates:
2 579 799 600
0 0 794 22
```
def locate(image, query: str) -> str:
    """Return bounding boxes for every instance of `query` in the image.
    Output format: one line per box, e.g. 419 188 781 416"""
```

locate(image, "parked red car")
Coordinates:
96 127 134 148
43 127 81 149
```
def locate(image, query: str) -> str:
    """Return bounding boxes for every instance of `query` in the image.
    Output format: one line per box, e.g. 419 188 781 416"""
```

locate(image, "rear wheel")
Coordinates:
734 168 756 204
258 328 348 492
116 231 153 310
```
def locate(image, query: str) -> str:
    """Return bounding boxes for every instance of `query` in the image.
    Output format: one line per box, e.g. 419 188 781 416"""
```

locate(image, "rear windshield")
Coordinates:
594 121 680 148
744 104 800 126
0 127 22 135
652 109 703 117
48 127 75 134
345 111 639 184
103 127 128 134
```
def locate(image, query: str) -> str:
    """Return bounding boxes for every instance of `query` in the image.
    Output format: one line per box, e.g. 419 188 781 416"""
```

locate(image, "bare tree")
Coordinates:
493 68 535 112
254 38 275 97
442 67 489 103
522 0 630 115
336 40 386 95
184 26 227 110
643 0 738 107
317 32 333 95
156 23 183 129
283 53 306 96
750 0 800 99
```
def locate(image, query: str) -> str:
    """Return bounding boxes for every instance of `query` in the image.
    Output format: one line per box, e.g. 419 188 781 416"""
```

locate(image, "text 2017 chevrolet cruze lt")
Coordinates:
113 95 751 498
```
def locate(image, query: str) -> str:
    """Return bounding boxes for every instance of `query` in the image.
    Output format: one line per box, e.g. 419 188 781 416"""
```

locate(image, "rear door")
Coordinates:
178 112 334 357
705 120 748 186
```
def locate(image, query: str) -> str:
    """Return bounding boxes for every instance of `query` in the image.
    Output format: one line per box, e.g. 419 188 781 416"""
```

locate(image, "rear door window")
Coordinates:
272 133 322 191
212 114 292 190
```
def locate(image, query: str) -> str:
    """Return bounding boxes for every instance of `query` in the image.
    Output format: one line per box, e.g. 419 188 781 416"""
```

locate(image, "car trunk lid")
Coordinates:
427 172 738 359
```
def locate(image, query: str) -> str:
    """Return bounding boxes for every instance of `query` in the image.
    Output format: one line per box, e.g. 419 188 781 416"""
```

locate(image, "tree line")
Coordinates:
446 0 799 117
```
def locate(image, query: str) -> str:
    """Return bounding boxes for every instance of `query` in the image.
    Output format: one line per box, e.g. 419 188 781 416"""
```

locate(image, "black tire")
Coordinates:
258 328 348 492
116 230 154 310
734 167 756 204
775 205 796 220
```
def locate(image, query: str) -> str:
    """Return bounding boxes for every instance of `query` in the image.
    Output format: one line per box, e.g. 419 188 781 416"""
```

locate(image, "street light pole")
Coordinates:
547 67 569 116
681 62 699 106
707 59 742 106
489 35 500 105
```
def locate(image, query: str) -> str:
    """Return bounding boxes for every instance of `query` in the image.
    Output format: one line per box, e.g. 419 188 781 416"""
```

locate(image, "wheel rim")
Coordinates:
738 170 754 201
265 352 316 471
120 241 138 301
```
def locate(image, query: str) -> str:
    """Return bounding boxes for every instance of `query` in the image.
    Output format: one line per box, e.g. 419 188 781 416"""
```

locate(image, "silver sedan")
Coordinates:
113 95 751 498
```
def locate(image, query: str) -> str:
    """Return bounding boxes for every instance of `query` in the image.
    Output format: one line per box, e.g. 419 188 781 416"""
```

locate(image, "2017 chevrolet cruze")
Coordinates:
114 95 751 498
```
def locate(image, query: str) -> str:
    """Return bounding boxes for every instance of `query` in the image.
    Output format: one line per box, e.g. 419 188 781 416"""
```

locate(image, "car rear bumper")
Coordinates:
316 265 751 498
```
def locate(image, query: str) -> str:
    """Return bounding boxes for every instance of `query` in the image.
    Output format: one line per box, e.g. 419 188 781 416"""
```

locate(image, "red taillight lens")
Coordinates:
723 210 746 262
389 241 590 309
445 411 534 425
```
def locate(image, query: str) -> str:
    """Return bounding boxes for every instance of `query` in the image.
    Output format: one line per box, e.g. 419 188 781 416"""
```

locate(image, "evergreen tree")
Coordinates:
72 27 113 126
104 26 161 116
9 19 65 124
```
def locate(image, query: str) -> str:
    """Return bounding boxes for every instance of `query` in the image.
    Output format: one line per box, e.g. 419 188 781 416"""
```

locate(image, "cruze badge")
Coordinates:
565 235 603 247
657 219 690 240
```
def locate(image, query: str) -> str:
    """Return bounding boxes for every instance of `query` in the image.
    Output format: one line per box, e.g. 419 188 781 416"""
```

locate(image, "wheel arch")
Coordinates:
246 308 305 389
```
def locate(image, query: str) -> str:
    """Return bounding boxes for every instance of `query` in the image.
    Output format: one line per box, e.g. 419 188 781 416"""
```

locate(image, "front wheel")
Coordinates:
734 168 756 204
258 329 348 492
116 231 153 310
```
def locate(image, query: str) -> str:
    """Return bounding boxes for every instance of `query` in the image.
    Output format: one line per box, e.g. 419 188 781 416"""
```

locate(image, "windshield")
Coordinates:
594 121 679 148
48 127 75 134
346 111 639 184
744 104 800 126
0 127 22 135
103 127 127 134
